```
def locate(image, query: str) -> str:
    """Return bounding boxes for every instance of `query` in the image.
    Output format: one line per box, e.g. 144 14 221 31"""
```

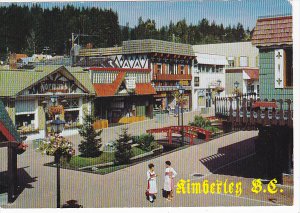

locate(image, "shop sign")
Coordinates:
198 89 205 97
209 80 220 88
179 80 189 86
22 72 85 95
125 77 136 90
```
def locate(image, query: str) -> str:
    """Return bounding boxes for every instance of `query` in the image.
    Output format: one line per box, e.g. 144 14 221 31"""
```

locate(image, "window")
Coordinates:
180 65 184 74
247 84 254 93
228 57 235 67
157 64 162 74
194 77 199 87
169 64 174 74
15 100 36 131
240 56 248 67
257 85 260 96
16 114 35 129
285 48 293 87
63 98 81 128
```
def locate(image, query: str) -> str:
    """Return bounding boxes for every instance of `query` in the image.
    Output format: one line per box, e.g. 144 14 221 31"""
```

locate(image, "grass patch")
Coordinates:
68 146 147 169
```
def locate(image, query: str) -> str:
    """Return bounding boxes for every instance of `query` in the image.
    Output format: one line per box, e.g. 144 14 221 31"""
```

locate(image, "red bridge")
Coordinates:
146 126 212 145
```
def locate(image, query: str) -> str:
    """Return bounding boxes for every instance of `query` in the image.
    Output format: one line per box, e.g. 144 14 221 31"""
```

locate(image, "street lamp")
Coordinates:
50 117 66 208
177 84 185 146
42 100 48 138
50 117 66 134
234 81 239 89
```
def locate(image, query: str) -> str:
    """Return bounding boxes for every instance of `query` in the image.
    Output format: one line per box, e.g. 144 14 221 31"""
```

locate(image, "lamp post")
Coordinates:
234 81 239 89
51 117 66 208
41 100 48 138
177 84 185 146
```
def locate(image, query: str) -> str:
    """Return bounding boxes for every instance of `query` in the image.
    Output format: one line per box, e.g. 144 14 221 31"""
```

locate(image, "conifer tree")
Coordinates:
114 128 132 165
78 113 102 157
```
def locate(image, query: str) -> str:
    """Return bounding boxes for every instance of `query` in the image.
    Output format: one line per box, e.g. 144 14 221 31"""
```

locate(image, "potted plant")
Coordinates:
37 134 75 164
214 86 224 93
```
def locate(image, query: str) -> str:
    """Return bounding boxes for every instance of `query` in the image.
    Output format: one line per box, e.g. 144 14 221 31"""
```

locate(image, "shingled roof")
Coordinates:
79 39 195 57
252 15 292 47
0 99 21 142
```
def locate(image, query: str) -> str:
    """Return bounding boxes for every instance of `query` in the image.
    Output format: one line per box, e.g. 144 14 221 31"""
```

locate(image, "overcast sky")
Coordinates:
0 0 292 29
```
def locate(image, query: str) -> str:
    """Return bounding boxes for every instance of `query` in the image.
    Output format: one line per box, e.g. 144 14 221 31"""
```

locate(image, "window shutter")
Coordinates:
274 49 284 88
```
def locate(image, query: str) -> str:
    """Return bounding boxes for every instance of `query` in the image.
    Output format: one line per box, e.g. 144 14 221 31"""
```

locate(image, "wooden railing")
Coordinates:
154 74 192 81
215 94 293 128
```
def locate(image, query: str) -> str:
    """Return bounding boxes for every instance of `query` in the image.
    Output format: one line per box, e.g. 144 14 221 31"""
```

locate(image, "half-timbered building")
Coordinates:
78 39 195 112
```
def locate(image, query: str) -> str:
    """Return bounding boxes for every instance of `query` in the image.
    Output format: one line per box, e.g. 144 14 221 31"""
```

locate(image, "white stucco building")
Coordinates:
192 53 228 111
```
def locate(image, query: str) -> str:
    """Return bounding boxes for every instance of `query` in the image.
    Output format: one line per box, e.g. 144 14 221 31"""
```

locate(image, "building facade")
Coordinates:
79 39 195 112
252 15 293 101
192 53 227 111
0 65 94 140
90 67 156 124
225 68 259 96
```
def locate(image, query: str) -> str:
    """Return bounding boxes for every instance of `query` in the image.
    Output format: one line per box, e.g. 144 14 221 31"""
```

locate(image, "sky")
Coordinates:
0 0 292 29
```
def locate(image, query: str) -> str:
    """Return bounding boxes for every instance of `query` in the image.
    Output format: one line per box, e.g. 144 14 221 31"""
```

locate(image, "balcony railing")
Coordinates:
215 93 293 128
154 74 192 81
155 85 191 91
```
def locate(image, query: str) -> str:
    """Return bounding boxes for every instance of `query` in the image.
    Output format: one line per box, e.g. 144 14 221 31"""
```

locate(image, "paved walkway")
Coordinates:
0 129 293 208
0 110 293 207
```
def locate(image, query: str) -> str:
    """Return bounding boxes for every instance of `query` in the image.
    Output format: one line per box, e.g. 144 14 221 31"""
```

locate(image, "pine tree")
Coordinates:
114 128 132 165
78 113 102 157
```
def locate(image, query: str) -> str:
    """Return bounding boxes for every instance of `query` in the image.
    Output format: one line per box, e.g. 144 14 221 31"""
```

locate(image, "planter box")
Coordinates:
93 119 108 130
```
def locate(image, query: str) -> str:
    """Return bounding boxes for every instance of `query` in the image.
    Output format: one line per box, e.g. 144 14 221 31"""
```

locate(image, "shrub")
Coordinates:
137 134 155 151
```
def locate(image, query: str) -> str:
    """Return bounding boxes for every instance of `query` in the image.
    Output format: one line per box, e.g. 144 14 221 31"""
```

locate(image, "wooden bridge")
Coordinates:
146 126 212 145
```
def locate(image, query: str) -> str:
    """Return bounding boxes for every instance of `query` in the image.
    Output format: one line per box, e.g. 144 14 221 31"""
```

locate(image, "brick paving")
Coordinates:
0 111 293 208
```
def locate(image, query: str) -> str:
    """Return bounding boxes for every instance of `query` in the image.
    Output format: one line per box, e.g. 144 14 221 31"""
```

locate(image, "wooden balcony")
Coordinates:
215 94 293 128
154 74 192 81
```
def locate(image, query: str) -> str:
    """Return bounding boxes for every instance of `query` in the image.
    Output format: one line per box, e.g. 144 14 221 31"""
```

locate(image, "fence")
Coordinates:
215 94 293 128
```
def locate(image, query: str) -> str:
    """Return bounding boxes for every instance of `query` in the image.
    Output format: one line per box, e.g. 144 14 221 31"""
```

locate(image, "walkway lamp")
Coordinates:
234 81 239 89
50 117 66 208
177 84 185 146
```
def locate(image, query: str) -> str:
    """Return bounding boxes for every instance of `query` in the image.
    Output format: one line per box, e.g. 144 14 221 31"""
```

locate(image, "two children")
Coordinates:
146 161 177 203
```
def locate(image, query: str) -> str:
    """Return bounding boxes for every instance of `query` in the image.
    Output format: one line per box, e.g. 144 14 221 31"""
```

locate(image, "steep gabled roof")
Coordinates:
252 15 292 47
0 65 95 97
0 99 21 142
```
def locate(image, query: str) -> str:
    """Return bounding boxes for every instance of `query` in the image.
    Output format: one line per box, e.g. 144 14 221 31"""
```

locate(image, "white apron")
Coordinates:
147 170 157 194
163 167 177 191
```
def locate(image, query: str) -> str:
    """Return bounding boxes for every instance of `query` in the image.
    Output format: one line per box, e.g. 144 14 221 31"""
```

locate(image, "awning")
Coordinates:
252 101 277 109
195 53 228 66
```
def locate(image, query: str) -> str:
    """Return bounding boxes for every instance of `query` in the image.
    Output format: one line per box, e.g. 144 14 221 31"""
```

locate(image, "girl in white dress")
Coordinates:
147 163 158 203
163 160 177 201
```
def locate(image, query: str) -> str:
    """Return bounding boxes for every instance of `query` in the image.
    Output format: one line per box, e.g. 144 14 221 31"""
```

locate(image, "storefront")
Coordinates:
0 65 94 140
90 67 156 124
192 53 227 111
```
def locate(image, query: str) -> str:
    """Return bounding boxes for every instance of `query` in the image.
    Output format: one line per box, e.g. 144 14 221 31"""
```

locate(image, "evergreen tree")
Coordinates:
78 113 102 157
114 128 132 165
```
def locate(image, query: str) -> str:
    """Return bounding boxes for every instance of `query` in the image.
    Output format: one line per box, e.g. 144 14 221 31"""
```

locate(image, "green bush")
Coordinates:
134 134 155 151
189 115 219 133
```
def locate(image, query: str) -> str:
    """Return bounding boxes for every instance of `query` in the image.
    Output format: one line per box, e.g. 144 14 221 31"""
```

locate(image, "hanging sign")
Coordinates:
274 49 284 88
125 77 136 90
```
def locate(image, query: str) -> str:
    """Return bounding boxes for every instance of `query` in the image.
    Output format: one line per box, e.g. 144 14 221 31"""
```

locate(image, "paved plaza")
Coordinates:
0 112 293 208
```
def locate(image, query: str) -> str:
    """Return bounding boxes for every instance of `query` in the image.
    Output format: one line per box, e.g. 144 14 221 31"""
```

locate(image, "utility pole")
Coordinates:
71 33 100 48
